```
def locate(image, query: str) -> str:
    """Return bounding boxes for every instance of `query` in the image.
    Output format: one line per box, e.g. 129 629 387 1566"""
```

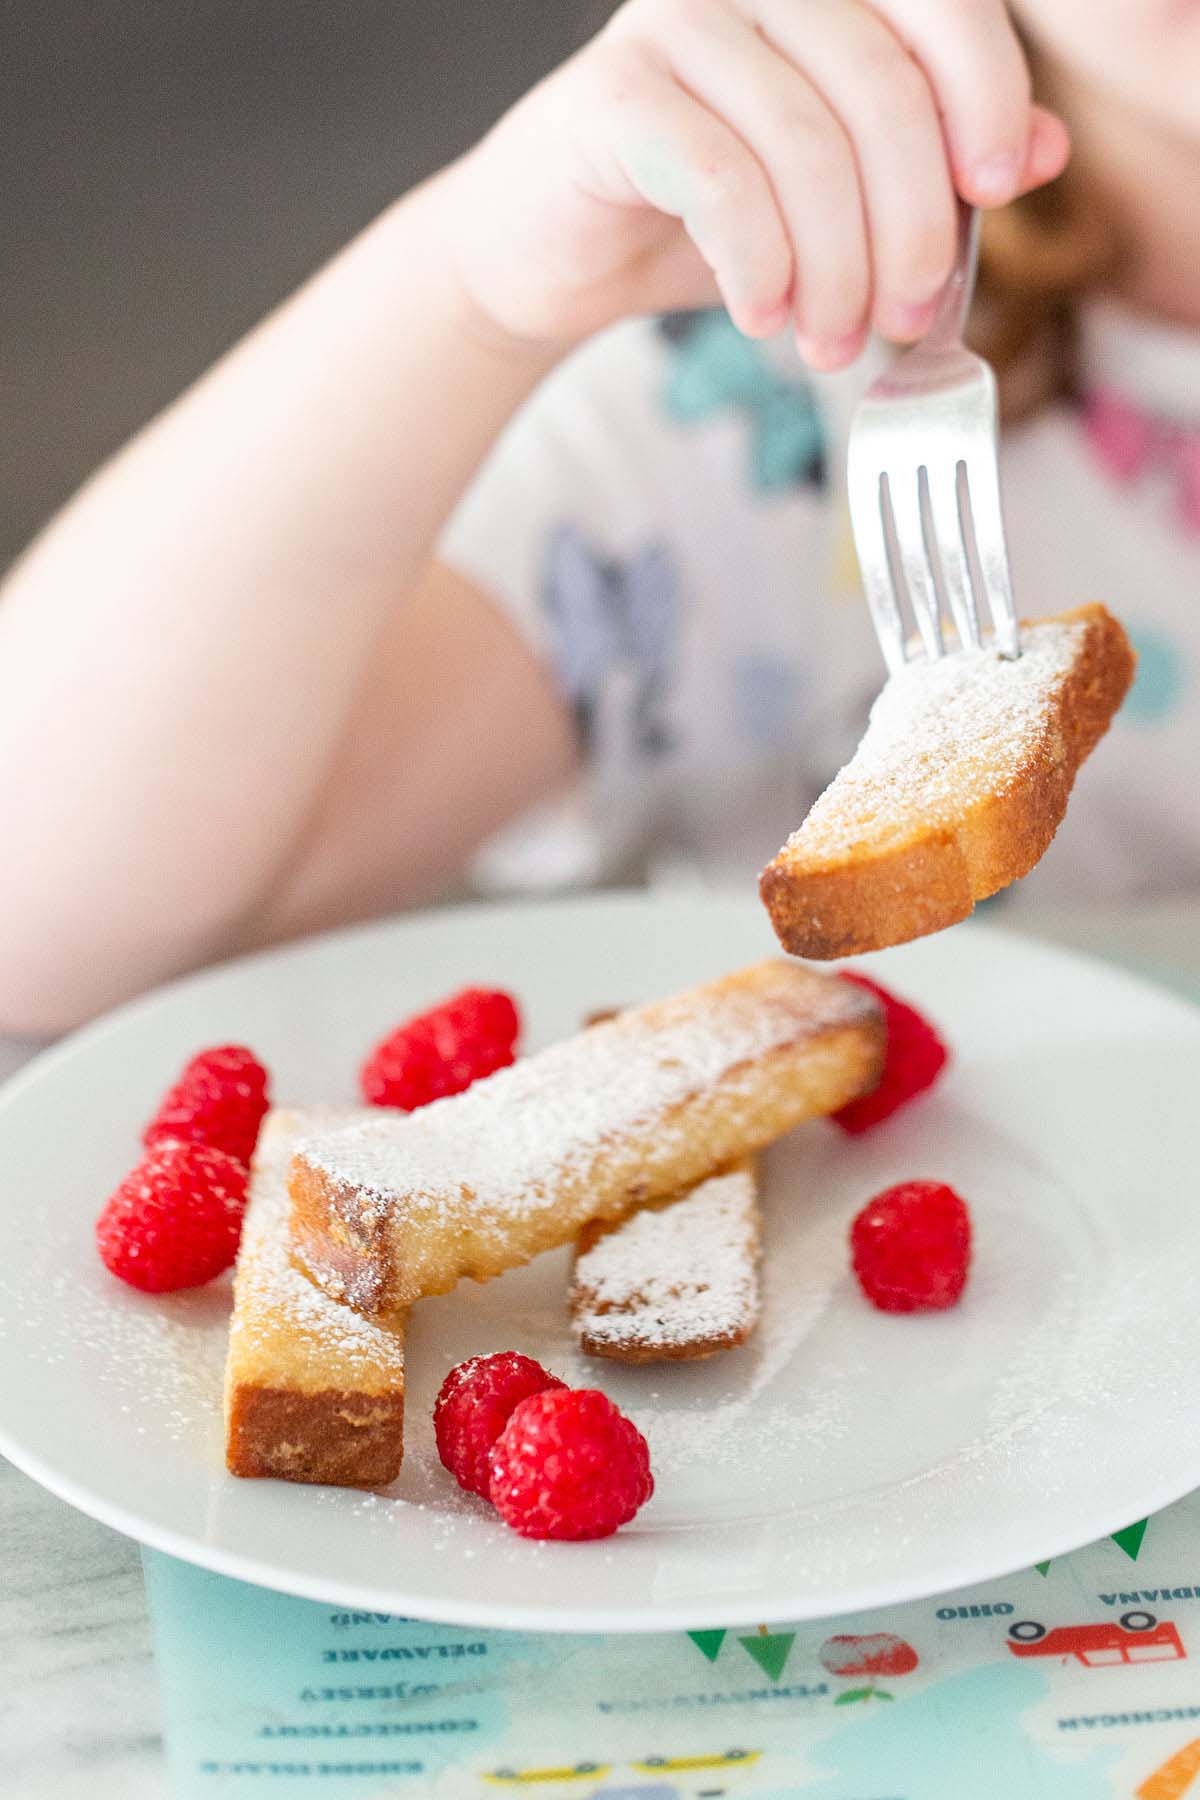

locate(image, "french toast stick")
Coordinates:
760 604 1135 959
225 1108 406 1485
572 1161 761 1363
289 961 884 1318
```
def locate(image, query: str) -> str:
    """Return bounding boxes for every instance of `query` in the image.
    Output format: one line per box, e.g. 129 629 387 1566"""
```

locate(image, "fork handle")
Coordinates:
924 200 980 350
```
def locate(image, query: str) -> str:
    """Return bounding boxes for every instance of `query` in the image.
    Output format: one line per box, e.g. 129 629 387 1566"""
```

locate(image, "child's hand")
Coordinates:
446 0 1069 367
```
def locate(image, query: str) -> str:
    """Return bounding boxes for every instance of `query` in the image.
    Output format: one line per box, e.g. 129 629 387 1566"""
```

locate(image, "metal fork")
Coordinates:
847 201 1019 673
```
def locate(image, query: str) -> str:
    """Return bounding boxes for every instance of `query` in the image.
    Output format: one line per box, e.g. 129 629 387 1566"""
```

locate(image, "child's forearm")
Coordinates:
0 170 562 1031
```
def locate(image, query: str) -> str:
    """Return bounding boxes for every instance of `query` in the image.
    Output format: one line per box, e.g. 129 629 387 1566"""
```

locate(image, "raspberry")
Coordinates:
434 1352 565 1499
360 988 520 1111
489 1388 654 1541
96 1141 249 1292
850 1180 971 1313
833 972 948 1134
143 1044 270 1164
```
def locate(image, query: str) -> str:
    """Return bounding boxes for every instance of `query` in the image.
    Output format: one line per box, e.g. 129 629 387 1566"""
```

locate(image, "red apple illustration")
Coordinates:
820 1633 919 1678
820 1633 919 1702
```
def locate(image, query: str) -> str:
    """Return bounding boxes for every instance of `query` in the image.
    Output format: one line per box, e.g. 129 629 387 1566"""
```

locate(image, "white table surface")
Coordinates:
2 901 1197 1798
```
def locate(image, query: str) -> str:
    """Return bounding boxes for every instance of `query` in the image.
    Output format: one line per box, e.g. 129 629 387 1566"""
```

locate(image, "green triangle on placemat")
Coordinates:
1112 1519 1149 1561
739 1630 796 1682
687 1629 727 1663
1034 1561 1052 1577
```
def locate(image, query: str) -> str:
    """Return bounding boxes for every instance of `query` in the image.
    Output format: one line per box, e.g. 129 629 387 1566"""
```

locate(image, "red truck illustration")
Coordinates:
1007 1612 1186 1668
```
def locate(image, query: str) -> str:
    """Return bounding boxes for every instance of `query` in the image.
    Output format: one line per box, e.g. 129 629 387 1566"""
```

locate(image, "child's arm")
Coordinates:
0 0 1065 1032
0 180 575 1031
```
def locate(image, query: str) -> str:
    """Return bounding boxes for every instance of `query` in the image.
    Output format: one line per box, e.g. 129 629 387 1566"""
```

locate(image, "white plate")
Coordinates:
2 892 1199 1632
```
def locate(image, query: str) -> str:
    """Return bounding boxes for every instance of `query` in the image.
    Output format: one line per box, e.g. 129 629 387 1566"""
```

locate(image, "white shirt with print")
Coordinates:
439 300 1200 918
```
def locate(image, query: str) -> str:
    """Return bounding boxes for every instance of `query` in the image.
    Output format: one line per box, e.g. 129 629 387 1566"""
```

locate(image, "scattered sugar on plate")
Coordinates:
0 1258 227 1445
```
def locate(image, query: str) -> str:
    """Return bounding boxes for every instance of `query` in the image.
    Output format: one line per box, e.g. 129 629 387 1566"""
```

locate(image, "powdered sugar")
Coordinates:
230 1108 405 1382
788 617 1085 859
572 1166 760 1353
0 1258 229 1445
297 965 875 1224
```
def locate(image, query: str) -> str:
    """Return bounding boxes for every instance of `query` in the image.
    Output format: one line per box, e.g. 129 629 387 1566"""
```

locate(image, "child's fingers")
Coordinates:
659 10 871 362
1017 106 1071 193
586 46 794 336
872 0 1042 207
749 0 958 346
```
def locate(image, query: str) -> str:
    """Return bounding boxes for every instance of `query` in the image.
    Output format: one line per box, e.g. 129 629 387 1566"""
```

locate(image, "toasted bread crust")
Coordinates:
289 963 884 1318
226 1384 405 1487
577 1316 753 1364
760 605 1135 959
289 1162 394 1316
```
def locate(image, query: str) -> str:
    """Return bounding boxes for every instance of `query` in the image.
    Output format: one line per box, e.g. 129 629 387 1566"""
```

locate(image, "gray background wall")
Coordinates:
3 1 596 570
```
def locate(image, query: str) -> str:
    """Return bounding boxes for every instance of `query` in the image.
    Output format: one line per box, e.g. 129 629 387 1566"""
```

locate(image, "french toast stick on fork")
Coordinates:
761 604 1135 959
289 961 884 1319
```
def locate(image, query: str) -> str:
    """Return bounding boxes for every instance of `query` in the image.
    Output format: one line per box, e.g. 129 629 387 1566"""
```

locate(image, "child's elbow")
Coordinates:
0 884 255 1040
0 932 175 1040
0 956 114 1040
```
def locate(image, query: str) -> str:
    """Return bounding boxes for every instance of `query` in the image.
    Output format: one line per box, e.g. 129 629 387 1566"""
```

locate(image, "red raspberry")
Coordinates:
434 1352 565 1499
851 1180 971 1313
489 1388 654 1541
833 972 948 1134
96 1141 249 1292
143 1044 270 1164
360 988 520 1111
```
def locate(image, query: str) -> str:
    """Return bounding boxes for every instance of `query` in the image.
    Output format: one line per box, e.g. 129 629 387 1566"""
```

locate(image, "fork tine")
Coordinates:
962 447 1020 658
926 461 982 651
886 467 944 660
846 205 1018 669
847 456 907 674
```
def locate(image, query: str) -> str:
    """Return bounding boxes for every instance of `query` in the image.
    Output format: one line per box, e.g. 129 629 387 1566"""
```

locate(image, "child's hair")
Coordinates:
975 45 1122 424
975 172 1119 424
